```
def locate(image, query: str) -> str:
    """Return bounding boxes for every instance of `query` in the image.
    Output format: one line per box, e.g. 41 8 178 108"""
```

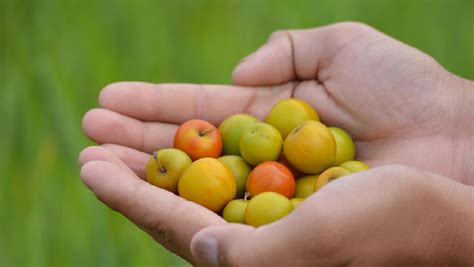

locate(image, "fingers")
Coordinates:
80 149 226 263
232 22 376 86
101 143 149 180
82 108 177 153
78 146 136 177
99 82 294 125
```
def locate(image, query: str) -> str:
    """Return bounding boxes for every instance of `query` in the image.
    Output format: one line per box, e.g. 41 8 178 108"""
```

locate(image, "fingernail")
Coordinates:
192 234 220 267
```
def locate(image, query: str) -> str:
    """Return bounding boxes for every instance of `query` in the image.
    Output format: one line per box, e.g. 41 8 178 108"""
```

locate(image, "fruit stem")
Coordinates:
244 192 250 201
199 128 214 137
153 151 167 173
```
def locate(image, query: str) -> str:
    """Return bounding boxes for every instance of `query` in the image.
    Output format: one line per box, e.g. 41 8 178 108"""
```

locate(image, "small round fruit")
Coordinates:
218 155 251 198
329 127 355 166
222 199 248 223
295 175 318 198
313 167 351 192
284 121 336 174
218 114 259 156
174 119 222 161
245 192 293 227
178 158 236 212
246 161 295 198
340 160 369 173
146 148 192 193
290 198 304 209
240 122 283 166
265 98 320 139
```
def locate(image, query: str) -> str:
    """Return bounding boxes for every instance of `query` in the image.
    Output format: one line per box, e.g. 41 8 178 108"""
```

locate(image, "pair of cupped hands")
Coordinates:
79 23 474 266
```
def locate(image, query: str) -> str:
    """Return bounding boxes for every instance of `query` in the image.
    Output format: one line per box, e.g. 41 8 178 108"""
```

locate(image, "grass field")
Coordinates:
1 0 473 266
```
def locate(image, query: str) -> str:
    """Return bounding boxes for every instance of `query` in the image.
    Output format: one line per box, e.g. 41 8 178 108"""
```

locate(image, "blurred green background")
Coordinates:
1 0 473 266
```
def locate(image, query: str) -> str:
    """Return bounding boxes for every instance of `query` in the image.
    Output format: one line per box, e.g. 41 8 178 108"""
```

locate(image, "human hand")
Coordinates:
79 22 474 264
229 22 474 184
190 165 474 266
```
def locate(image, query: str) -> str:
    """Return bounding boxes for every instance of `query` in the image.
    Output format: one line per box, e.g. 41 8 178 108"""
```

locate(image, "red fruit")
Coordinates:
174 119 222 160
246 161 295 198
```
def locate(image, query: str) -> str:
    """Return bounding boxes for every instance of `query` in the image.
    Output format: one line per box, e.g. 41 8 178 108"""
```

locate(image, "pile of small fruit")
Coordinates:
146 98 368 227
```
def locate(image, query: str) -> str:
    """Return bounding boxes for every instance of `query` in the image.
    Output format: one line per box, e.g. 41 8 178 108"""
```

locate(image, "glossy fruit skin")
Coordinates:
290 198 304 209
146 148 192 193
284 121 336 174
218 155 251 198
265 98 320 139
313 167 351 192
245 192 294 227
329 127 355 166
218 114 259 156
278 152 302 179
174 119 222 161
340 160 369 173
295 175 318 198
222 199 248 223
246 161 295 198
240 122 283 166
178 158 236 212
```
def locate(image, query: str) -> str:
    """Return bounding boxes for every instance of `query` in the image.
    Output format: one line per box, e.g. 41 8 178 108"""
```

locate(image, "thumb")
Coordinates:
190 213 318 267
232 22 374 86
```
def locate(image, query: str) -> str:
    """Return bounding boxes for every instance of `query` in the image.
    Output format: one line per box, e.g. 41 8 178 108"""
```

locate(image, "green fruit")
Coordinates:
218 155 251 198
339 160 369 173
240 122 283 166
290 198 304 209
245 192 293 227
265 98 319 139
218 114 259 155
222 199 248 223
295 175 318 198
146 148 192 193
329 127 355 166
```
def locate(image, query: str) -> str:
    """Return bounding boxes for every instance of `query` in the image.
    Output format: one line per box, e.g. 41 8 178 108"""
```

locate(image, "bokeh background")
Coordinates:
1 0 473 266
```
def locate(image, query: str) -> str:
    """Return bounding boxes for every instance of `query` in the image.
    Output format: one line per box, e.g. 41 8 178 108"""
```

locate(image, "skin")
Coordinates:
79 22 474 265
290 198 304 209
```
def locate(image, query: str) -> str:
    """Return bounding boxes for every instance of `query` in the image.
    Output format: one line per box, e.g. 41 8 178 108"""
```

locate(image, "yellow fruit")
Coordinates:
178 158 236 212
329 127 355 166
340 160 369 173
245 192 293 227
283 121 336 174
295 175 318 198
290 198 304 209
265 98 319 139
146 148 192 193
313 167 351 192
222 199 248 223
